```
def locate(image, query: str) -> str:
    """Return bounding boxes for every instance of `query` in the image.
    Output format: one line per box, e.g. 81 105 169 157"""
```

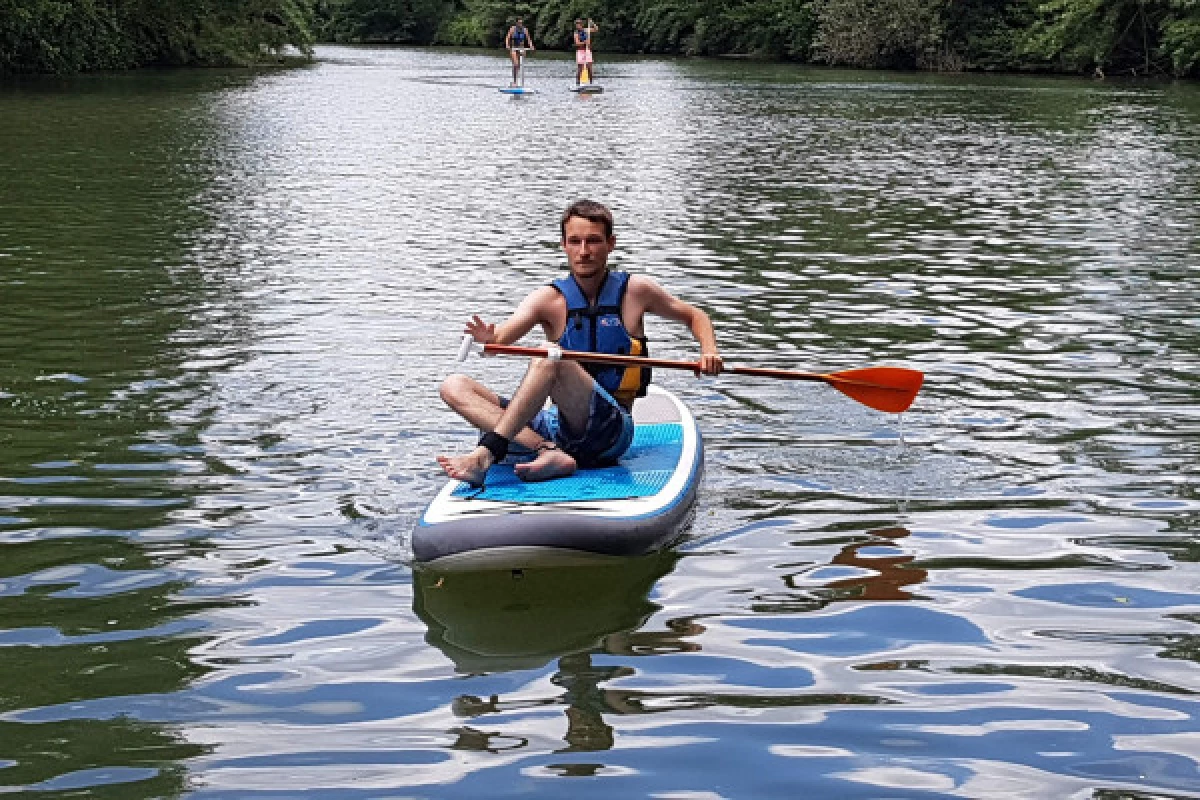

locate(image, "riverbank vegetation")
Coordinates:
2 0 1197 77
0 0 315 73
320 0 1199 77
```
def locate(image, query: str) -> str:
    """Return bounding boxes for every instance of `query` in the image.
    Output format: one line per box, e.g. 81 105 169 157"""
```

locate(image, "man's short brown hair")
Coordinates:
560 200 613 239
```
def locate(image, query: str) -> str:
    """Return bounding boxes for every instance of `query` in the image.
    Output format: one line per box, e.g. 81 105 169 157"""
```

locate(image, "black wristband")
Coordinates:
478 431 509 463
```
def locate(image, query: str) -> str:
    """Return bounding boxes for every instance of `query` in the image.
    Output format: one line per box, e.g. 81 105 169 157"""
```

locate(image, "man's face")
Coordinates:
562 217 614 281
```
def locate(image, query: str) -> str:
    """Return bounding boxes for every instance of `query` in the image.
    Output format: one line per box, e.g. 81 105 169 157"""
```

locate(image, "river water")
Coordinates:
1 46 1198 798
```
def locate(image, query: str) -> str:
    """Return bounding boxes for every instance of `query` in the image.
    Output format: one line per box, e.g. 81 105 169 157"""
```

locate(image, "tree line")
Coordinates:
2 0 1197 77
0 0 315 73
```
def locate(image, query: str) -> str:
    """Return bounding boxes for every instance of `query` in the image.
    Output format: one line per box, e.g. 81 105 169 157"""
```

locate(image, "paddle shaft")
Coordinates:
487 344 836 383
476 342 924 413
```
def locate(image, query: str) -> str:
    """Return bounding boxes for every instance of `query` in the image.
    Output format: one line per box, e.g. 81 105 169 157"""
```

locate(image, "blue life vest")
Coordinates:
576 30 589 46
552 270 650 408
511 27 527 45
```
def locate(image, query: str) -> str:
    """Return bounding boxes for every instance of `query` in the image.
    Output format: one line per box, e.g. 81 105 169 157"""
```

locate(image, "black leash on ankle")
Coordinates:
478 431 510 462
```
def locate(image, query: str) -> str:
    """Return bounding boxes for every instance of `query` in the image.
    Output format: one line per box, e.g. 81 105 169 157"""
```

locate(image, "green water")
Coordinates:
1 48 1198 797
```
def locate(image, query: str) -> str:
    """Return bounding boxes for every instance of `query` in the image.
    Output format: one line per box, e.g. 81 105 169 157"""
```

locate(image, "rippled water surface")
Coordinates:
1 47 1198 797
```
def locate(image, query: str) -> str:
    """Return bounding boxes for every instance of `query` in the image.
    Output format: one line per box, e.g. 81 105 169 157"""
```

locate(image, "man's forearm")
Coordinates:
690 313 719 354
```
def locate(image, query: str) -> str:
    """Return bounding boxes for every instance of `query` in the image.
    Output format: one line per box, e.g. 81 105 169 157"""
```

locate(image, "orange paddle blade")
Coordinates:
821 367 924 413
727 365 923 412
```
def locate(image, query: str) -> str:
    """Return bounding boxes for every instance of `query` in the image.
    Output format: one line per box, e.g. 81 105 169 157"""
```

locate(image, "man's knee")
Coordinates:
527 357 557 377
440 373 475 407
529 357 579 386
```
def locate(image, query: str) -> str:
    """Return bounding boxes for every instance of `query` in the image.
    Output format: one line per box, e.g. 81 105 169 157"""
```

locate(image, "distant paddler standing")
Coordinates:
573 18 599 86
505 18 535 87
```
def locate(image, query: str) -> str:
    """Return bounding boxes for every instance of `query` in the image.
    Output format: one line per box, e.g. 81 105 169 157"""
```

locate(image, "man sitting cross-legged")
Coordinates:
437 199 723 487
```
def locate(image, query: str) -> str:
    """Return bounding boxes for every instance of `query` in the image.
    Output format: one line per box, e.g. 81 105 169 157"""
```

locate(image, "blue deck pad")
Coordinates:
452 422 684 503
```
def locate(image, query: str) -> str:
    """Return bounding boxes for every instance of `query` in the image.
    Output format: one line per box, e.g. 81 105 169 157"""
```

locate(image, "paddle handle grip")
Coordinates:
457 335 477 362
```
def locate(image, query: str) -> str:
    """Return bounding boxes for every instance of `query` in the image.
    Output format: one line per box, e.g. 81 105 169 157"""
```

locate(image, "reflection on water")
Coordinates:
1 46 1198 798
417 554 691 758
420 533 937 761
415 553 679 673
770 526 928 609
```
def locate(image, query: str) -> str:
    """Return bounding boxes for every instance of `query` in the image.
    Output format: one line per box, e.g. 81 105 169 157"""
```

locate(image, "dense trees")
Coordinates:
1023 0 1200 76
1 0 1196 76
320 0 456 43
0 0 315 73
323 0 1198 76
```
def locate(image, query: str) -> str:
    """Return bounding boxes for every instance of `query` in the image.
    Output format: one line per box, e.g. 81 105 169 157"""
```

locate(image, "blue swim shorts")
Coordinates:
506 382 635 467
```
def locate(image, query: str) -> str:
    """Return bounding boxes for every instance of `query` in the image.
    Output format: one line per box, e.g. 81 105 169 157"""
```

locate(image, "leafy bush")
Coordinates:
812 0 947 68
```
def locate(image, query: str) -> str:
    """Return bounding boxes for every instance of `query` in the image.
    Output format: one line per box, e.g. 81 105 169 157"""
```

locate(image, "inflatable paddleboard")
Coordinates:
499 86 536 95
570 84 603 94
416 386 701 571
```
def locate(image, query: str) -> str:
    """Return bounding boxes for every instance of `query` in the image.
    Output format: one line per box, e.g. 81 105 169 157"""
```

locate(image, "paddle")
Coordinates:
463 340 924 414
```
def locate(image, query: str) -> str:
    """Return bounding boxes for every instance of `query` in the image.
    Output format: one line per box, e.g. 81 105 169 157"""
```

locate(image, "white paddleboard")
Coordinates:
416 386 702 571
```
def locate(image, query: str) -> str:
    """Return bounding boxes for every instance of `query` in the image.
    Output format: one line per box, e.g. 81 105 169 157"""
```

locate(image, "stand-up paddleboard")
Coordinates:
416 386 702 571
571 56 603 93
499 86 536 95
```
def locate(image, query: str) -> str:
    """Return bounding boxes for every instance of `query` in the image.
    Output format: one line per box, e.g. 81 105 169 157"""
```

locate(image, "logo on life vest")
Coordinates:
598 318 619 326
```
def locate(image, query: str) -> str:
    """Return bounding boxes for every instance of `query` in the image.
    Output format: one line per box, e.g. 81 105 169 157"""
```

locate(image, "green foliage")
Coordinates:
436 11 492 46
322 0 456 43
1158 0 1200 74
1021 0 1200 76
2 0 1196 75
0 0 139 72
634 0 814 56
319 0 1199 74
812 0 948 68
0 0 316 74
940 0 1035 71
1023 0 1146 72
527 0 638 52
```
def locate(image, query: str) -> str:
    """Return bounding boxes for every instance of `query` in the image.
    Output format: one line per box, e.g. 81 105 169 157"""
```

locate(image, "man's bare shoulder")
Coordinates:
515 284 566 321
627 273 659 288
497 285 566 342
627 273 670 300
524 284 563 305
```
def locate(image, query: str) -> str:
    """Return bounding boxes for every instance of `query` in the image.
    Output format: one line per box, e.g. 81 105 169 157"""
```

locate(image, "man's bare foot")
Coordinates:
514 444 577 482
437 446 494 488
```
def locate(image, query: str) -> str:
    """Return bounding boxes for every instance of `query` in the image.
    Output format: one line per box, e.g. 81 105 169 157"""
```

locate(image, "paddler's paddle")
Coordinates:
458 338 924 414
581 18 595 84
